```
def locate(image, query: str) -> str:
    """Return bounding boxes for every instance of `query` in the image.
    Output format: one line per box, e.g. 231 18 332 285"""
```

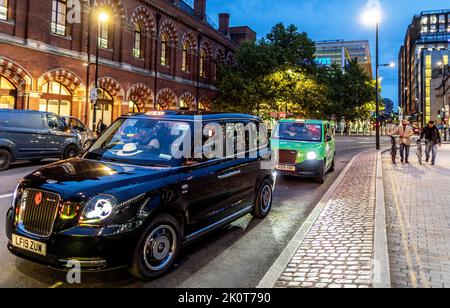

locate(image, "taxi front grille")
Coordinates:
20 189 60 237
278 150 297 165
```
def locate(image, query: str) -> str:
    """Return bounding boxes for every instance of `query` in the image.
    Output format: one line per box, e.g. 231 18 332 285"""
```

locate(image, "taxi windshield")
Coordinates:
84 118 191 167
272 122 322 142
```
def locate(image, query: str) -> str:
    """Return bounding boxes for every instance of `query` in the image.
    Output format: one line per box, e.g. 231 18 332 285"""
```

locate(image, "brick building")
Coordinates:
0 0 255 127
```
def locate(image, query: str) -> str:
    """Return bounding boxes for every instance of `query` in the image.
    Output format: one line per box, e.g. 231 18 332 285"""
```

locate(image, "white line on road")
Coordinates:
0 194 13 199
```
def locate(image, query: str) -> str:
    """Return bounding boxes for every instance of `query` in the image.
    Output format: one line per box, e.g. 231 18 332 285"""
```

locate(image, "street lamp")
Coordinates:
92 11 109 131
362 5 382 150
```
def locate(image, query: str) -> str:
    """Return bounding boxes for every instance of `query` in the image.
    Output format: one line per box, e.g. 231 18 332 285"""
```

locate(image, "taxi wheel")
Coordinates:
0 149 12 171
329 157 335 173
129 214 182 280
251 179 273 219
315 162 326 184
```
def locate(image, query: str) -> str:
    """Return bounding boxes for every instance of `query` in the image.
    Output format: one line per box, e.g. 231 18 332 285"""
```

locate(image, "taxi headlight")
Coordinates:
80 195 117 225
307 151 317 160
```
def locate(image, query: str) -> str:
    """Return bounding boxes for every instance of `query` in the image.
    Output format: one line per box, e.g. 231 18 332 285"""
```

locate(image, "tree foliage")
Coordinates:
216 23 376 121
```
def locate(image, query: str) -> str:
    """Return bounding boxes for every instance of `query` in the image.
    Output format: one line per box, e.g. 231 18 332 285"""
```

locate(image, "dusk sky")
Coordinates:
207 0 449 110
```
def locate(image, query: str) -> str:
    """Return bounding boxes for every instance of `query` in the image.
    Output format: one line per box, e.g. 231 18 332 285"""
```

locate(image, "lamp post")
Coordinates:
362 6 395 150
92 11 109 131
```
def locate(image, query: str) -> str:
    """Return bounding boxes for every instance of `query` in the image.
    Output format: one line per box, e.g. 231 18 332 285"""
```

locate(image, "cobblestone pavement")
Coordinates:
383 144 450 288
275 152 377 288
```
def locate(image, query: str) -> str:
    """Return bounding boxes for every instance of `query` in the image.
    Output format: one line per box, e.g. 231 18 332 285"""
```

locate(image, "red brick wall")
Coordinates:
0 0 242 126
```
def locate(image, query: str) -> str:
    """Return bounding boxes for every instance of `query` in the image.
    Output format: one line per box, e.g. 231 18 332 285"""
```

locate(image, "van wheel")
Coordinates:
315 162 326 184
63 145 80 159
0 149 12 171
129 214 181 280
251 179 273 219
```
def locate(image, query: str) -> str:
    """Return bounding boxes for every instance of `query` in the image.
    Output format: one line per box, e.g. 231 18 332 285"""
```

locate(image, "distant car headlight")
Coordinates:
307 151 317 160
80 195 118 225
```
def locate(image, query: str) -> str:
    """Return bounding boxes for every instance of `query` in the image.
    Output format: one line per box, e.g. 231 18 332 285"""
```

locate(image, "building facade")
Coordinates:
314 40 373 79
0 0 254 127
399 9 450 127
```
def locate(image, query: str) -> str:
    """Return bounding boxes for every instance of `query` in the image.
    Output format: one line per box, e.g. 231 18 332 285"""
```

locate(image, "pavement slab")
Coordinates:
383 144 450 288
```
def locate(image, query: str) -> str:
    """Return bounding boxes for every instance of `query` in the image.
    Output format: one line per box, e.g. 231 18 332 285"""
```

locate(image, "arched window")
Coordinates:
0 76 16 109
0 0 8 20
161 34 169 67
200 49 207 78
133 23 142 58
90 88 113 126
179 99 189 110
39 81 72 116
129 101 140 113
98 17 109 48
182 43 190 73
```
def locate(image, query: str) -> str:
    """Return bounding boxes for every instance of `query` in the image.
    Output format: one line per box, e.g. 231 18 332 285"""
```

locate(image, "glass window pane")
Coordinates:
0 76 15 89
59 100 71 116
47 100 59 114
0 0 7 20
0 95 15 109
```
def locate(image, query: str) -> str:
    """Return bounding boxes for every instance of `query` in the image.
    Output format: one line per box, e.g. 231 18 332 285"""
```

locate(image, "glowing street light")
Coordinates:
98 12 109 23
362 3 383 150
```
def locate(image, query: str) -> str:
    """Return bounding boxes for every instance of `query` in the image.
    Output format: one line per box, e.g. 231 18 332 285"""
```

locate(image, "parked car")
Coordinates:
61 116 96 150
0 110 82 171
6 111 274 279
271 119 336 184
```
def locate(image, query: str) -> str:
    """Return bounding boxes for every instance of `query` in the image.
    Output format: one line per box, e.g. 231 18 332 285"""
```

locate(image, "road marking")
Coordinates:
0 193 13 199
48 282 64 288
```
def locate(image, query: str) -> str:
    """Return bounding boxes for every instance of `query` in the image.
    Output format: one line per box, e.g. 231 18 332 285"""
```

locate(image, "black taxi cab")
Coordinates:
6 111 274 280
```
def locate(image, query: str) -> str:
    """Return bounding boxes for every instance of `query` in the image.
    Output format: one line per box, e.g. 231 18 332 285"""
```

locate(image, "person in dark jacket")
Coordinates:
96 119 107 135
420 121 442 165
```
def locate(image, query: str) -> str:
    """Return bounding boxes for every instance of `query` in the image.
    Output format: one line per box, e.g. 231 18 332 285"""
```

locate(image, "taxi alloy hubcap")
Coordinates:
143 225 177 271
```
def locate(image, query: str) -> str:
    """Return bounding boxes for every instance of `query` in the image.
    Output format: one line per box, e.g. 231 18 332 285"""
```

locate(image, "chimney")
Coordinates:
218 13 230 36
194 0 206 21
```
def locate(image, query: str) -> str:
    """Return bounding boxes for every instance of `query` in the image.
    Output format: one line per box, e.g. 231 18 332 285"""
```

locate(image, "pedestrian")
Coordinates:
392 119 414 164
420 120 442 165
96 119 107 135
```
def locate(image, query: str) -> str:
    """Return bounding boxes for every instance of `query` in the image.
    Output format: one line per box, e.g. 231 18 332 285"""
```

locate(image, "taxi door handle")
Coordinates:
218 170 241 179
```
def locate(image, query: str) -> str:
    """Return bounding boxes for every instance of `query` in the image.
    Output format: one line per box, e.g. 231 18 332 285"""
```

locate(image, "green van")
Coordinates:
271 119 336 183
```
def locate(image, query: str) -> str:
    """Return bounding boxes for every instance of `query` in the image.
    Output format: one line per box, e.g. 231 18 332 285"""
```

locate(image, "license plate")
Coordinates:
276 164 296 172
12 234 47 256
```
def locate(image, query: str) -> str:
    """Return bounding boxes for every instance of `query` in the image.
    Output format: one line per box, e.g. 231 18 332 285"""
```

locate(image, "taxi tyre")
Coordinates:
251 179 274 219
329 156 336 173
129 213 182 280
315 161 326 184
0 148 12 171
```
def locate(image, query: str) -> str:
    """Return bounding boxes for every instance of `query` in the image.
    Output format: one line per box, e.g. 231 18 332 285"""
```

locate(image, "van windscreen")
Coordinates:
0 112 43 130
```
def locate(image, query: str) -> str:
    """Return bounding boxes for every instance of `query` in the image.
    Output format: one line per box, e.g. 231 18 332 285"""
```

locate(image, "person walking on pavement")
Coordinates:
96 119 107 135
392 119 414 164
420 121 442 165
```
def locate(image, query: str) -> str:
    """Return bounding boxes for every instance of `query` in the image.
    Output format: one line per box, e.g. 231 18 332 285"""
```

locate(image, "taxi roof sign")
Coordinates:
146 111 165 116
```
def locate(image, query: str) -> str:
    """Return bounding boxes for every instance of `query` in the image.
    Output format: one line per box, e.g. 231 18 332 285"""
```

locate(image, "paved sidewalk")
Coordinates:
383 144 450 288
263 152 378 288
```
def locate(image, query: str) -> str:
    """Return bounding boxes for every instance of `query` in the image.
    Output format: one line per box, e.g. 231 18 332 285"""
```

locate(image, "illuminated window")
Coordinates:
182 43 190 72
51 0 67 36
40 81 72 116
439 24 446 33
421 16 428 25
98 18 108 48
161 35 169 67
133 24 142 58
0 76 16 109
430 24 437 33
129 101 139 113
430 15 437 24
439 14 446 23
179 99 188 110
200 49 207 78
0 0 7 20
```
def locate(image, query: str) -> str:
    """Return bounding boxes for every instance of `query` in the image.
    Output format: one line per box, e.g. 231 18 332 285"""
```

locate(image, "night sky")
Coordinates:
207 0 449 111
